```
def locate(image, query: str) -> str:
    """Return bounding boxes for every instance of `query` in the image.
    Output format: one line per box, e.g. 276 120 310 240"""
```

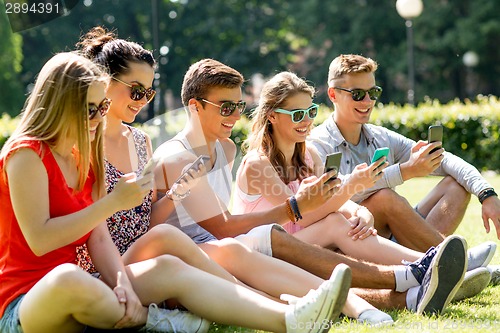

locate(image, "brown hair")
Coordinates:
77 26 155 77
181 59 244 106
328 54 378 87
244 71 315 184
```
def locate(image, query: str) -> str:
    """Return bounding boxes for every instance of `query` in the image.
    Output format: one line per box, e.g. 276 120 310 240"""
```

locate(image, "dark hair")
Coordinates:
77 26 156 77
181 59 244 106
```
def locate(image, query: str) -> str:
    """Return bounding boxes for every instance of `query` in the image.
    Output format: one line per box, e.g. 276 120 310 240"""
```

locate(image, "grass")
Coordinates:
210 173 500 333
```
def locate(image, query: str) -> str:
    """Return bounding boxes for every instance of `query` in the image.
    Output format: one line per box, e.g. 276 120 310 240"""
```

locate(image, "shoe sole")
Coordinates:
453 267 491 302
318 264 352 333
417 235 467 315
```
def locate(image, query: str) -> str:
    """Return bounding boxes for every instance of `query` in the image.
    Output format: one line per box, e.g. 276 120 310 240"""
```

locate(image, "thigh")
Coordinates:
19 264 118 333
293 213 352 249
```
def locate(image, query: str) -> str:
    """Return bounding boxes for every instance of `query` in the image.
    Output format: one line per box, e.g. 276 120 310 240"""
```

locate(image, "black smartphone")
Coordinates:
324 152 342 181
173 155 209 184
428 125 443 154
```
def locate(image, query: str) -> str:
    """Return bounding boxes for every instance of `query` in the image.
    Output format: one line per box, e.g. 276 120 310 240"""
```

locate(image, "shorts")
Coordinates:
0 294 25 333
234 223 286 257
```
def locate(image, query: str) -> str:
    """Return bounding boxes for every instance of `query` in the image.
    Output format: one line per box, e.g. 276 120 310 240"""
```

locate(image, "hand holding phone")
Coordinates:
141 157 159 177
324 152 342 182
371 147 390 164
173 155 209 185
428 125 443 154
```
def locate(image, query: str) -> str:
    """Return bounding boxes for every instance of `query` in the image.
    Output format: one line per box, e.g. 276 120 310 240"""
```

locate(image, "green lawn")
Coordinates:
210 174 500 333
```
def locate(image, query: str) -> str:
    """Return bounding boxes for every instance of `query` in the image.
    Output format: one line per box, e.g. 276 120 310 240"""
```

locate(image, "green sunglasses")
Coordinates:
275 103 319 123
334 86 383 101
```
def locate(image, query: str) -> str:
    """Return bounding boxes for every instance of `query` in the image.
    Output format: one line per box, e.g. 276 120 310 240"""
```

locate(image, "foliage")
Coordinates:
2 0 500 120
0 8 25 117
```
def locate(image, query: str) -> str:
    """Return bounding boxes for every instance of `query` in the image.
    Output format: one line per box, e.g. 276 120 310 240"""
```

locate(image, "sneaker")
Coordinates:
284 264 351 333
453 267 491 302
139 304 210 333
416 235 467 315
488 265 500 286
357 309 394 327
405 247 438 284
467 241 497 271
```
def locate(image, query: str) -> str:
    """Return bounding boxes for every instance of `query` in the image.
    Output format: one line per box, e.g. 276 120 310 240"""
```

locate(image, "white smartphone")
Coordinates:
141 157 159 177
173 155 209 185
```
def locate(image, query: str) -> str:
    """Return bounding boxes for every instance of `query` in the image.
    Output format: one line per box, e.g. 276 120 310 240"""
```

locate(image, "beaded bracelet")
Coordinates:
285 198 296 222
289 196 303 221
166 188 191 201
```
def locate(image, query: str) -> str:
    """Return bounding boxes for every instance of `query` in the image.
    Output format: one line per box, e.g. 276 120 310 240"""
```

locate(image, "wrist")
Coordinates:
478 188 497 204
166 188 190 201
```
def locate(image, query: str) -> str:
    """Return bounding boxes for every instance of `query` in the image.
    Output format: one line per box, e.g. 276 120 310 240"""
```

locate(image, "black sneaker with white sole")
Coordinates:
416 235 467 315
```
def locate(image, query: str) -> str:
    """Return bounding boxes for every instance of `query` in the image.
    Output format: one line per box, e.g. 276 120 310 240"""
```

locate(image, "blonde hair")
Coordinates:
244 71 315 184
0 52 108 196
328 54 378 87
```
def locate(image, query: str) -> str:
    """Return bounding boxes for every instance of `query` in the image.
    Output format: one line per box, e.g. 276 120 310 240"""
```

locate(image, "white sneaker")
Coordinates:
467 241 497 271
284 264 351 333
139 304 210 333
453 267 491 302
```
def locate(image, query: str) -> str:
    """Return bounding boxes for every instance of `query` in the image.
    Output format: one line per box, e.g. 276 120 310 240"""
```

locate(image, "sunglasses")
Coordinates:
88 98 111 120
334 86 383 101
197 98 247 117
275 103 319 123
113 77 156 103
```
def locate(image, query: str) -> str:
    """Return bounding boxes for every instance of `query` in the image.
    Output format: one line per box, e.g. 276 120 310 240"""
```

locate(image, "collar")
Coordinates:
326 115 376 147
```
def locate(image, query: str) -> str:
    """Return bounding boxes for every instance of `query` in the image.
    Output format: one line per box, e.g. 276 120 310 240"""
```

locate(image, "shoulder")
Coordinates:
241 150 273 175
219 138 236 158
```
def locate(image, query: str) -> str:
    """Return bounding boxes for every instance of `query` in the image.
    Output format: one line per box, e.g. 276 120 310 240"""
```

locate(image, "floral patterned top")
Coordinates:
77 126 153 273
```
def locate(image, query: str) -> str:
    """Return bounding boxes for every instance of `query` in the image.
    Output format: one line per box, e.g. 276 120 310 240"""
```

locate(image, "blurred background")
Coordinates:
1 0 499 122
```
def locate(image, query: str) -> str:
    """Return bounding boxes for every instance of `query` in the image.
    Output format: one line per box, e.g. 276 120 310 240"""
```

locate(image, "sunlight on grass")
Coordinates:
210 174 500 333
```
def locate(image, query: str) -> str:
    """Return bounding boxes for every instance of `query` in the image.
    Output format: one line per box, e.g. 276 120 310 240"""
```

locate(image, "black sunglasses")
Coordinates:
88 98 111 120
113 77 156 103
197 98 246 117
334 86 383 101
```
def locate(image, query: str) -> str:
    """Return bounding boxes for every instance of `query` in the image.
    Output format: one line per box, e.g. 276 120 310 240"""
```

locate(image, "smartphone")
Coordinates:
428 125 443 153
141 157 159 177
324 152 342 181
371 147 390 164
173 155 209 184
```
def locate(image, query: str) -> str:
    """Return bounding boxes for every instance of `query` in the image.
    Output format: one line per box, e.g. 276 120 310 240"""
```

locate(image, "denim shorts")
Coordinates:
0 294 25 333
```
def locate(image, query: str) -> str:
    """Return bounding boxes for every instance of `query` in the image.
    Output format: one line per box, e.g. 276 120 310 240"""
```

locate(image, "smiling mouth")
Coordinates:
355 107 371 113
222 122 234 129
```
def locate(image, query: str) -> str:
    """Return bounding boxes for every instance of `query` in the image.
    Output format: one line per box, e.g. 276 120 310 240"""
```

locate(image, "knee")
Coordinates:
45 264 102 301
321 213 351 237
442 176 471 202
154 254 190 274
367 188 409 210
148 224 185 244
215 238 251 260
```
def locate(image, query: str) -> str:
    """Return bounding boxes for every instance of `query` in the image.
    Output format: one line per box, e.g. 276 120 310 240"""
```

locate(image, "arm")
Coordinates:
87 223 144 328
7 148 153 256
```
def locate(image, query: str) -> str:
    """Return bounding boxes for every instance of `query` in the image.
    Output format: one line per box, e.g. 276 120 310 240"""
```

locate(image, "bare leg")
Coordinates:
362 188 444 251
270 228 397 289
126 254 287 332
202 238 383 319
122 224 239 284
19 264 143 333
416 176 471 235
293 212 423 265
351 288 407 310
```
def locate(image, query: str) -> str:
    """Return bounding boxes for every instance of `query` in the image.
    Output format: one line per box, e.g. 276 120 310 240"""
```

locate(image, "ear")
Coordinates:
268 112 278 124
187 99 199 113
327 87 336 103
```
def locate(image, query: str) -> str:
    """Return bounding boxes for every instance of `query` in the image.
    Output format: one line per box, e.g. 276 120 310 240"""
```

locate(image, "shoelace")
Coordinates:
403 247 437 283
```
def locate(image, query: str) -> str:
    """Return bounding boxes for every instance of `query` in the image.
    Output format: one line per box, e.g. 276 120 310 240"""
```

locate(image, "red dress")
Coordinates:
0 140 94 317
